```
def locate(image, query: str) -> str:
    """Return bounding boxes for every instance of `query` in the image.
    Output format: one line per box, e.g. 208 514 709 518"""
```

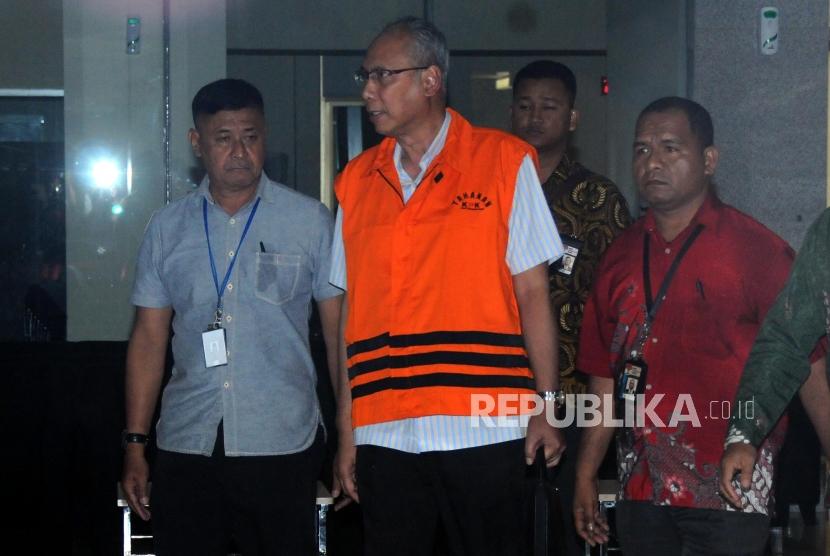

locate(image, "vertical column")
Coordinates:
606 0 688 212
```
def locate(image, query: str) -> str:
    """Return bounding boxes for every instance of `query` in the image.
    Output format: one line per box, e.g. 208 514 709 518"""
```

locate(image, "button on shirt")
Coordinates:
329 111 563 453
131 173 341 456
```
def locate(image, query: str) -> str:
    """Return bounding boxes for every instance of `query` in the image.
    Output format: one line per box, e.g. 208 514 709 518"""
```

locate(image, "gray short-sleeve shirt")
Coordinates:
131 173 341 456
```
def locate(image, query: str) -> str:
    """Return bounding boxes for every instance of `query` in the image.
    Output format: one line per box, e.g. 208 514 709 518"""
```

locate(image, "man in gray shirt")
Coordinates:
120 78 342 555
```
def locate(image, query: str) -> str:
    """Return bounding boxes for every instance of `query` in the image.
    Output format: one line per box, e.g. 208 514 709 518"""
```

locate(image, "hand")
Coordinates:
573 475 609 546
524 412 565 466
121 446 151 520
719 443 757 509
332 436 359 510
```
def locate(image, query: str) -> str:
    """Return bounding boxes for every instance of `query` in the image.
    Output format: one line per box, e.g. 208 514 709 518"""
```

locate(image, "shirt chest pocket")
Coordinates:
254 253 302 306
677 282 739 360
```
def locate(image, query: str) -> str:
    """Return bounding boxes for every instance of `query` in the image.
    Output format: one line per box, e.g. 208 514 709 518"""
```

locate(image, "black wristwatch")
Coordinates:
121 430 149 450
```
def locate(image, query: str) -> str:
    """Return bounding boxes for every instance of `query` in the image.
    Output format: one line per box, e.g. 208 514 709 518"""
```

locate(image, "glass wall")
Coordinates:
0 95 65 340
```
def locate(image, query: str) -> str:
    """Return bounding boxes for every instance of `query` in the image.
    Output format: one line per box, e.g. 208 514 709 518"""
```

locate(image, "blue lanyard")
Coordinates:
203 196 261 312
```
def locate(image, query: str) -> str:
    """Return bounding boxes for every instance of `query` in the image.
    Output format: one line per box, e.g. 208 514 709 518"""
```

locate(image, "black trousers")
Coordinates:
356 439 527 556
151 426 324 556
615 500 770 556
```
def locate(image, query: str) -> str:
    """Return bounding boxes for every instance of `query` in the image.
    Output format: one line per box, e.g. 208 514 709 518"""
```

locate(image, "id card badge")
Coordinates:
556 236 583 276
617 357 648 401
202 327 228 368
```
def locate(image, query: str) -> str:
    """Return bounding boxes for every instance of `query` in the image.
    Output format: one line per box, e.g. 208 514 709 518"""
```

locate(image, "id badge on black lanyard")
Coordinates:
556 236 583 277
616 356 648 402
615 225 704 403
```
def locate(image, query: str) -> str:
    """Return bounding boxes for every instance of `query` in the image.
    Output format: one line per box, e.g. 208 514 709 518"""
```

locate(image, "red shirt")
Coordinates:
578 194 793 512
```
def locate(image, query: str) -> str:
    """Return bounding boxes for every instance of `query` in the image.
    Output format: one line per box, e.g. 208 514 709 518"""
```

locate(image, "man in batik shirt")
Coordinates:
511 60 631 397
511 60 630 556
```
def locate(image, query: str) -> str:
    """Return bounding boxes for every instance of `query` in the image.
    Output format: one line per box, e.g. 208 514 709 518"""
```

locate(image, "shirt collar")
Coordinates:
198 172 272 207
392 110 451 187
644 191 722 240
550 153 575 183
369 108 473 175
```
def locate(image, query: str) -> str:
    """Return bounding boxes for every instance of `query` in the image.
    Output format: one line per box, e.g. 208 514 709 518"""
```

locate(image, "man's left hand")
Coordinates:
525 412 565 466
719 443 757 508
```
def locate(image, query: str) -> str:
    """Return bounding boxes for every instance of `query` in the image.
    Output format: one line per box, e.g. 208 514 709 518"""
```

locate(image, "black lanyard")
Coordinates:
642 224 704 323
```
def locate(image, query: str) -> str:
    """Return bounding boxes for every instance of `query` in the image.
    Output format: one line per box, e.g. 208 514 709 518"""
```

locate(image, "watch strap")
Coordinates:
122 431 149 449
537 389 565 408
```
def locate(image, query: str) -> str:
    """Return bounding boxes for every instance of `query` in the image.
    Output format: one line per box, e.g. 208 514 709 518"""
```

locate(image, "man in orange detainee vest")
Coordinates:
330 16 566 556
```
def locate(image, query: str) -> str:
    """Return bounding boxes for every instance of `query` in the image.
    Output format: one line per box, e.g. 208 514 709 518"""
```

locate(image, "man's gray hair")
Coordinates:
377 16 449 89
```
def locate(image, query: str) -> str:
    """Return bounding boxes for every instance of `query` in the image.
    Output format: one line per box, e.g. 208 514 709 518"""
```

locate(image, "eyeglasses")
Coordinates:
353 66 430 86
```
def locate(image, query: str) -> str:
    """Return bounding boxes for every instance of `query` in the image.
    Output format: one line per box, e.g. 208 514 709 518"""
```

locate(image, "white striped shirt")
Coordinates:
329 111 563 453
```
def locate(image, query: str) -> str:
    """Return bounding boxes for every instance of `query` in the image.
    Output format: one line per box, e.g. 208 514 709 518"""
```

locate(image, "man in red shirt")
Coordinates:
573 97 793 555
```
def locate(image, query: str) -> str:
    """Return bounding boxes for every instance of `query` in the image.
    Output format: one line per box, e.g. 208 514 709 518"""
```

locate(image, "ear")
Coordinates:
422 66 442 98
568 108 580 132
703 145 719 176
188 128 202 158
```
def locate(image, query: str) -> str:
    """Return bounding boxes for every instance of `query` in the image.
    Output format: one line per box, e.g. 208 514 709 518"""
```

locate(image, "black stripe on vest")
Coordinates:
347 330 525 358
351 372 535 399
348 351 530 380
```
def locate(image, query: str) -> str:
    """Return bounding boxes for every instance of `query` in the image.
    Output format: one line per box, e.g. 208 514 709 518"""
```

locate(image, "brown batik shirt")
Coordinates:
543 154 631 394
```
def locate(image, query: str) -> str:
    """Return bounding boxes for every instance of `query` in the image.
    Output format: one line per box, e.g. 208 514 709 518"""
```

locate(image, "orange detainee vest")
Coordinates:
336 109 538 428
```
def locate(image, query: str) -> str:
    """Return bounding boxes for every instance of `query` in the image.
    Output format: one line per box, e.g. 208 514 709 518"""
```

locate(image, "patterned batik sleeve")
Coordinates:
551 175 633 393
568 177 632 303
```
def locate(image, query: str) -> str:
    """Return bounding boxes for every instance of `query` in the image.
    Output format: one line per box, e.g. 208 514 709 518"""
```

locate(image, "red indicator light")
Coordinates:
601 76 609 96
